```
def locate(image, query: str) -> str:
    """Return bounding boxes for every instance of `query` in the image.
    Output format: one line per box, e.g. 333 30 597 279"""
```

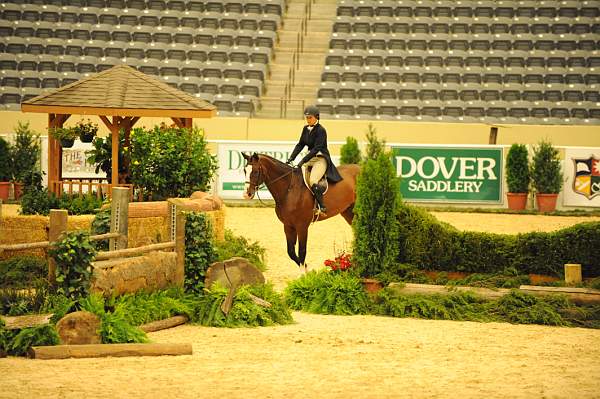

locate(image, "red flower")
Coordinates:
324 252 353 272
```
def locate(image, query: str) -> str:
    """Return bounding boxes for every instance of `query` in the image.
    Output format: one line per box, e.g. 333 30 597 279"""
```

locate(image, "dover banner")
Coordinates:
391 145 503 203
564 147 600 207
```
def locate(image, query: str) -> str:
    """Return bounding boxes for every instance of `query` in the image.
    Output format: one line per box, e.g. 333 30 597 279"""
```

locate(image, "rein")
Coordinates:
246 162 297 204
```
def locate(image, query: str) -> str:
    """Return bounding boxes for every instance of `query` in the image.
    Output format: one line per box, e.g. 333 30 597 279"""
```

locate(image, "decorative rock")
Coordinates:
205 257 266 314
56 311 102 345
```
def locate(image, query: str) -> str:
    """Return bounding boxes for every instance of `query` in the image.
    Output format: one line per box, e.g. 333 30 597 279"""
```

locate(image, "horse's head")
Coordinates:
242 152 263 199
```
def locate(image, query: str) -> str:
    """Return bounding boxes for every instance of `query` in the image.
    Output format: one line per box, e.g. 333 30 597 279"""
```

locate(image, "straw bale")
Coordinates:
128 216 169 248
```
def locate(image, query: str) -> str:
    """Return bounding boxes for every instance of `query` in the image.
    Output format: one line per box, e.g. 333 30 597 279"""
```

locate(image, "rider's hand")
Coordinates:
285 159 293 165
297 161 304 168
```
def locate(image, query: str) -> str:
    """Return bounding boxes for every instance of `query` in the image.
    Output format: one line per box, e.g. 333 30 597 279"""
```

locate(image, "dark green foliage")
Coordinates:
129 126 218 199
531 139 563 194
364 123 385 161
184 212 218 294
0 325 59 356
49 231 97 300
20 191 103 216
11 121 41 183
215 230 267 271
506 144 530 193
86 130 128 183
284 270 371 315
372 288 576 327
488 291 567 326
19 189 59 215
91 207 111 250
374 289 491 321
0 256 47 289
190 283 293 327
110 289 191 326
396 203 600 277
340 136 362 164
0 137 10 180
446 269 531 289
79 294 148 344
353 153 401 277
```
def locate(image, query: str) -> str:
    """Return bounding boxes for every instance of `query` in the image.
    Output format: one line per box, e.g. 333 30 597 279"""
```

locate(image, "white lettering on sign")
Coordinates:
396 156 497 180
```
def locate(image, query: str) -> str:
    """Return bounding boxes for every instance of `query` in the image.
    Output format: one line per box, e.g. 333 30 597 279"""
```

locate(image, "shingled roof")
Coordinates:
21 64 216 118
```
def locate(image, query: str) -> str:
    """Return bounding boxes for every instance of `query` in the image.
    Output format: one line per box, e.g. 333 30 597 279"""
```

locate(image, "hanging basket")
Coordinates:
60 138 75 148
79 132 95 143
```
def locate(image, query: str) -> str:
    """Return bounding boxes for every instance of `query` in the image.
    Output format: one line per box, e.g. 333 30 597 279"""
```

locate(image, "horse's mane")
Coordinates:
257 153 292 169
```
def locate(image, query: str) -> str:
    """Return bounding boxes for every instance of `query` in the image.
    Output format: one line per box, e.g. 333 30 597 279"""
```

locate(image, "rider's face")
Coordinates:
305 115 317 126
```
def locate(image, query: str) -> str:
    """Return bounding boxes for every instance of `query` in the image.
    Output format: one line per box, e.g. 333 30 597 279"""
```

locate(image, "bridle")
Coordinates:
245 160 297 204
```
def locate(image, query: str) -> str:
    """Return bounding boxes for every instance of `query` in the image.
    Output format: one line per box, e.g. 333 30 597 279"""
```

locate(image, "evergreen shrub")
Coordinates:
506 143 530 193
352 153 401 277
397 204 600 277
531 139 563 194
340 136 361 164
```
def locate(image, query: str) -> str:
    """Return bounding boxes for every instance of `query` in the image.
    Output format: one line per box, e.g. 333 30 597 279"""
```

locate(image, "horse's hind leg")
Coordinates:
284 225 301 266
340 204 354 225
297 227 309 272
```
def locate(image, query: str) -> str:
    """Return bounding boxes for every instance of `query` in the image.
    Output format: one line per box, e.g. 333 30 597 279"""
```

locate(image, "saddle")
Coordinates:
301 165 328 195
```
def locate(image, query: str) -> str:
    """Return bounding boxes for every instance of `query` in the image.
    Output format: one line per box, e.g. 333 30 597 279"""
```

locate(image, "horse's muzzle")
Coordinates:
243 191 255 200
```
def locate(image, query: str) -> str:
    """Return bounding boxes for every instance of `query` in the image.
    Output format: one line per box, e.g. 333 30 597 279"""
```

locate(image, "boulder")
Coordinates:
56 311 102 345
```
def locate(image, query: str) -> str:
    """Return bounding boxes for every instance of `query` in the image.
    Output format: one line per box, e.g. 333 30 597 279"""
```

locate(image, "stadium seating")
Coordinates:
0 0 286 115
317 0 600 123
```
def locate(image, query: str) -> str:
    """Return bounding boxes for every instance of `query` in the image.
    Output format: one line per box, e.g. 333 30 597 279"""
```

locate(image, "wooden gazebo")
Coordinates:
21 65 216 196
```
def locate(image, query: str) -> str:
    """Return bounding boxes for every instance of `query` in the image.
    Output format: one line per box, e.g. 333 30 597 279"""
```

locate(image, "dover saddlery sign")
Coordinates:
216 141 341 200
391 145 503 203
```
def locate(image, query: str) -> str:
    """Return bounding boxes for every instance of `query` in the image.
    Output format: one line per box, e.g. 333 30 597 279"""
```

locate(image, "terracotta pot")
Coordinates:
506 192 528 210
0 182 9 201
536 193 558 212
13 182 23 200
361 278 383 293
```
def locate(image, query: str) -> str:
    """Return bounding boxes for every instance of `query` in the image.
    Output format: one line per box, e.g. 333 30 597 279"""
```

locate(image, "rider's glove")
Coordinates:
285 159 293 165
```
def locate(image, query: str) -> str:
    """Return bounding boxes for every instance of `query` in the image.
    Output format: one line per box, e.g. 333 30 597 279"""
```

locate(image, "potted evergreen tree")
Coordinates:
505 143 530 210
10 122 41 199
340 136 362 164
530 139 563 212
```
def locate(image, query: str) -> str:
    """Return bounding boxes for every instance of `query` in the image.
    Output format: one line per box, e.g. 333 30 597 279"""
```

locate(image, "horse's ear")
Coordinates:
251 152 259 161
241 152 250 161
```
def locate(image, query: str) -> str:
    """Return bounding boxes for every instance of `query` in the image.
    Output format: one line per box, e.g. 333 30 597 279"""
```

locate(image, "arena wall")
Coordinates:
0 111 597 148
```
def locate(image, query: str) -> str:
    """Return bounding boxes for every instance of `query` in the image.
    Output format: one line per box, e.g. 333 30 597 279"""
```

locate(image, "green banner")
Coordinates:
391 146 503 202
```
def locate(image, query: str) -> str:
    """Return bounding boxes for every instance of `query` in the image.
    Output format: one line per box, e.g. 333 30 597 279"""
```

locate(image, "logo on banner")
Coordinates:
572 156 600 200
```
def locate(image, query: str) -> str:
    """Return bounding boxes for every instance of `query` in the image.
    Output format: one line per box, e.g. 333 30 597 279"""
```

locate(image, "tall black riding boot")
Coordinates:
311 184 327 213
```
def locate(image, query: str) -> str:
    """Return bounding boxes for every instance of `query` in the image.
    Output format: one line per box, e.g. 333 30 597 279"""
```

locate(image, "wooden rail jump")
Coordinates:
0 187 185 283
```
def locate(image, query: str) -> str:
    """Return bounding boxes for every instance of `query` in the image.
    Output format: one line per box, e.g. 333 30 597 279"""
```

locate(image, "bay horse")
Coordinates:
242 153 360 270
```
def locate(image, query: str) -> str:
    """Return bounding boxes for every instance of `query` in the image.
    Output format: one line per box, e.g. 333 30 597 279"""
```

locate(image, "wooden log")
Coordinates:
139 315 189 333
28 343 193 359
388 283 512 300
519 285 600 305
248 293 272 308
89 232 121 242
0 241 50 251
95 241 175 260
387 283 600 305
1 313 54 330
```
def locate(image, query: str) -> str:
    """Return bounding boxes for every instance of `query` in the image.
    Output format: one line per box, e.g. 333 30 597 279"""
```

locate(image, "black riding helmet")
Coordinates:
304 105 320 120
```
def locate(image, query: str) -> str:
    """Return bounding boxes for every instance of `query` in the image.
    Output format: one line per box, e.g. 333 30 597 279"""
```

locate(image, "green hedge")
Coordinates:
397 204 600 277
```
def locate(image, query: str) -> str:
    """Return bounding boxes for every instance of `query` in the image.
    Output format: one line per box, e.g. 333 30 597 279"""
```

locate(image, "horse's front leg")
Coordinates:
283 224 301 266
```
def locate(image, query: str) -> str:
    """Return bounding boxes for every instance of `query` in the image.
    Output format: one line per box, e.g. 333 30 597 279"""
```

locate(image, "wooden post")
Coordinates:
29 343 193 359
175 209 186 286
564 264 582 284
489 126 498 144
109 187 129 251
48 209 68 285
